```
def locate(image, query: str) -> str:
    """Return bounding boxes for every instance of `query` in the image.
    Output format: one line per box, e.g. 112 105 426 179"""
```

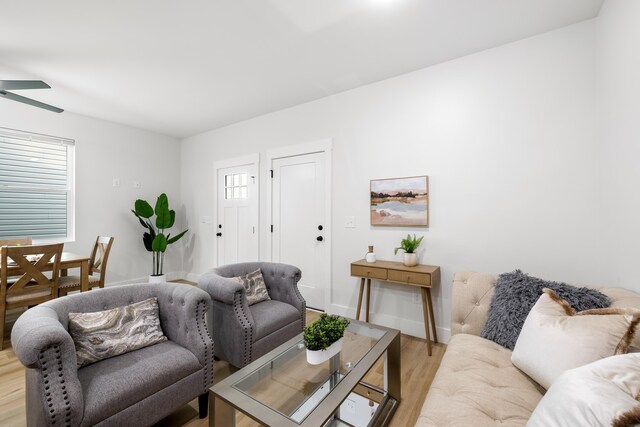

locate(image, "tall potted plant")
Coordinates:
394 234 424 267
132 193 188 283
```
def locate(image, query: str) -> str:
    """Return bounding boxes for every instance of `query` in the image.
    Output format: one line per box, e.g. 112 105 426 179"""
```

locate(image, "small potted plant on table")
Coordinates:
303 314 350 365
394 234 424 267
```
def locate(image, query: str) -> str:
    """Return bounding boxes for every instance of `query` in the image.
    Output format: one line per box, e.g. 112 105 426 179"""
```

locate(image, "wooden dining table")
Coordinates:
2 252 92 292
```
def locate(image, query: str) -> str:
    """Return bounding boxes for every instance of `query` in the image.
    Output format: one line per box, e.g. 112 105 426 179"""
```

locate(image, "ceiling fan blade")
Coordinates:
0 80 51 90
0 90 63 113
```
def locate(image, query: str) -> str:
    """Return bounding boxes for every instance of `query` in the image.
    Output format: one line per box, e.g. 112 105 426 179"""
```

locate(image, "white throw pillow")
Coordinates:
527 353 640 427
511 288 640 389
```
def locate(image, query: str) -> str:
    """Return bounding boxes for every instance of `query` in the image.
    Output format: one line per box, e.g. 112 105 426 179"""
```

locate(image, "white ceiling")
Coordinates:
0 0 603 138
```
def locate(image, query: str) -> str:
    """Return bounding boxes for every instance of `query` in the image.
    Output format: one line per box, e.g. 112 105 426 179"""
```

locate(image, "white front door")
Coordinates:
216 164 258 266
272 152 327 310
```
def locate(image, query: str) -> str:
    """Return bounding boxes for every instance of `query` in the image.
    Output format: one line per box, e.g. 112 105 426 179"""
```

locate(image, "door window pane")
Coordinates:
224 173 250 199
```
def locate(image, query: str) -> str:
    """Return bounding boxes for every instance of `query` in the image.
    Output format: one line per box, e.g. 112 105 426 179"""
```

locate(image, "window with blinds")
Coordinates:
0 129 75 241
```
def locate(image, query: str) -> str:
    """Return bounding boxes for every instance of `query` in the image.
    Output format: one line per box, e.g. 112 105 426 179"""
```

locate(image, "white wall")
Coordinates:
181 21 599 340
596 0 640 291
0 103 183 283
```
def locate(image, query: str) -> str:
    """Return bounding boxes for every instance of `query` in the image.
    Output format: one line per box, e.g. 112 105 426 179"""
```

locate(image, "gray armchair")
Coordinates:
198 262 305 368
11 283 213 427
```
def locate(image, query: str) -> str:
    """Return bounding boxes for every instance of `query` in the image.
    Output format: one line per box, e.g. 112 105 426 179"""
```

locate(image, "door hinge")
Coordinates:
270 225 274 232
270 169 274 178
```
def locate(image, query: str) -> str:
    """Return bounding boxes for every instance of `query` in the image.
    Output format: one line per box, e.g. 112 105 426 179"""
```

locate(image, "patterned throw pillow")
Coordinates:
231 268 271 305
68 297 167 368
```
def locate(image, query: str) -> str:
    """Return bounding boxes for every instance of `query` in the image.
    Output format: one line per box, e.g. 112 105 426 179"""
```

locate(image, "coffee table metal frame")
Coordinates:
209 319 401 427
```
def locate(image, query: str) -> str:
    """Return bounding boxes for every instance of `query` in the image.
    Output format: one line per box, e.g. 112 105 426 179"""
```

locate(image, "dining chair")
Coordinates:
0 243 64 350
0 237 32 247
58 236 114 296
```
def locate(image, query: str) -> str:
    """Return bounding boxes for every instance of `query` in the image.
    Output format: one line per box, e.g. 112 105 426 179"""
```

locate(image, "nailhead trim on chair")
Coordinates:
196 299 213 390
39 345 72 426
232 291 253 366
291 271 306 328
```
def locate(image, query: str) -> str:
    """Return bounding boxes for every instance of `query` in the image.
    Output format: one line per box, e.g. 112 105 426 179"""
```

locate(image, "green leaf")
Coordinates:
143 232 154 252
167 210 176 229
167 229 188 244
155 194 171 229
134 199 154 218
155 193 169 216
152 233 168 252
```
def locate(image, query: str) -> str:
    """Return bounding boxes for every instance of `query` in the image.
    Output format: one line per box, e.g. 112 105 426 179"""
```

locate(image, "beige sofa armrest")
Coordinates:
451 271 497 337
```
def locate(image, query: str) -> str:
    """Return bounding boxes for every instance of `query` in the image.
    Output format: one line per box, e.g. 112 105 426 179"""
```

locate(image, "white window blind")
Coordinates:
0 128 75 241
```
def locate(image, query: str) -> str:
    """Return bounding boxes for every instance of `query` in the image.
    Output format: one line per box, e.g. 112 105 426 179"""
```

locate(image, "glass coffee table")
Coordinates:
209 320 401 427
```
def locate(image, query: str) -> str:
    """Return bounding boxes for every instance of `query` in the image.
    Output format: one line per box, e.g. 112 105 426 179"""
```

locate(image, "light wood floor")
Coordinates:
0 282 445 427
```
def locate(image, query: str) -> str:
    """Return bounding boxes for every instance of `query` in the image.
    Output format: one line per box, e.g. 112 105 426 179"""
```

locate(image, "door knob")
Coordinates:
316 236 323 242
216 233 222 237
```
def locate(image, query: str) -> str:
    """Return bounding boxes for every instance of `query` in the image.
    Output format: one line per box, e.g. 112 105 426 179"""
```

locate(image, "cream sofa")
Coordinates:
416 271 640 427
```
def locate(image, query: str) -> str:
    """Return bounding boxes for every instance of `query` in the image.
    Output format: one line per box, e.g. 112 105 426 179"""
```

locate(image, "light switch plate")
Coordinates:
344 216 356 228
112 178 120 188
133 181 141 189
201 216 213 224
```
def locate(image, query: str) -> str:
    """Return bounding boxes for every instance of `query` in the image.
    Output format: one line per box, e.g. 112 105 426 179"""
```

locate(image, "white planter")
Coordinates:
404 253 418 267
149 274 166 283
306 337 344 365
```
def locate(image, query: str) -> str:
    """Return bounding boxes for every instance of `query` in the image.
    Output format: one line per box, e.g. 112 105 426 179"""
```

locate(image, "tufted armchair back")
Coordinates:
211 262 304 314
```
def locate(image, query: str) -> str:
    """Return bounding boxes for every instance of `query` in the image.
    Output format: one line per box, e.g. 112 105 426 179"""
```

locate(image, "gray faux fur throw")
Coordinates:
480 270 610 350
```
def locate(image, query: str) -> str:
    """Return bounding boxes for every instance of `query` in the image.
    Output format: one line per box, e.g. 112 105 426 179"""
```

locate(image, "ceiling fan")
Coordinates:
0 80 64 113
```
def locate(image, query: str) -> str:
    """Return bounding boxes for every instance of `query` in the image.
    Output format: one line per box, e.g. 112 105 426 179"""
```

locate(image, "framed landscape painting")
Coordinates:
370 176 429 226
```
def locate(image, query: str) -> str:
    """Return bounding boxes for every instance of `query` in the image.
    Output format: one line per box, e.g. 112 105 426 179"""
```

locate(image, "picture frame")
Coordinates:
370 175 429 226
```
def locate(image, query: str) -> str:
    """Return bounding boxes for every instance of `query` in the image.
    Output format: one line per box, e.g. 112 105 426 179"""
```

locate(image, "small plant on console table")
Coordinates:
394 233 424 267
303 313 350 365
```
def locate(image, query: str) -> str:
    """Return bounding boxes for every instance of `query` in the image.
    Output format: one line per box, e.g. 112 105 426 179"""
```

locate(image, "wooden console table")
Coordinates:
350 259 440 356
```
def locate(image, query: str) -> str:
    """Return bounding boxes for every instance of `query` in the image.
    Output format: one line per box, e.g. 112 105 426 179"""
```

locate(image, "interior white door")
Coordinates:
272 152 326 310
217 164 258 266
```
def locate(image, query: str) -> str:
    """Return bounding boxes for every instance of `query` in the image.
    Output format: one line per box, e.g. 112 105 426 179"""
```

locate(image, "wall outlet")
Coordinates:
413 292 421 304
344 216 356 228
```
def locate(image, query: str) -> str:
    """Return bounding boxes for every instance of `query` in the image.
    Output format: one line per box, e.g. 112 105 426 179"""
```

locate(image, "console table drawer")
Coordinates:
351 265 387 280
388 269 431 286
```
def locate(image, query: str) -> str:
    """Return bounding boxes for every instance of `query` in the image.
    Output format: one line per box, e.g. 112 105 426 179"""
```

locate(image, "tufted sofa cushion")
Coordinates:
416 334 544 427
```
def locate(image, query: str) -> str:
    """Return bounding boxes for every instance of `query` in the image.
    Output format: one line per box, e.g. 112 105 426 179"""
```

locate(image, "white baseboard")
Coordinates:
329 303 451 344
105 271 186 287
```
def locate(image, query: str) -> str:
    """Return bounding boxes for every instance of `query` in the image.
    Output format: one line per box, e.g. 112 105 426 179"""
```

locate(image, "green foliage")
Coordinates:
393 233 424 255
132 193 188 275
303 314 350 351
134 199 154 218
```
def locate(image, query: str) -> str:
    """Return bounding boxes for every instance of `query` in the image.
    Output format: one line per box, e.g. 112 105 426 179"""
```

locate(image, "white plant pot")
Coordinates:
149 274 166 284
306 337 344 365
404 253 418 267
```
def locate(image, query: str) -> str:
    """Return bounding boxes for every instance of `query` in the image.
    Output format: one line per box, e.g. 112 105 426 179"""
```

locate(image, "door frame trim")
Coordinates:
266 138 333 311
213 153 261 268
